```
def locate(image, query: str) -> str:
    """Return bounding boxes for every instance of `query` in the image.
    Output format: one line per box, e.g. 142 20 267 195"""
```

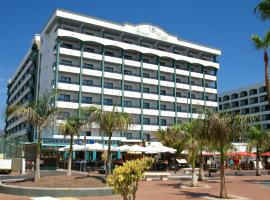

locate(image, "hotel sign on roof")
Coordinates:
136 25 168 42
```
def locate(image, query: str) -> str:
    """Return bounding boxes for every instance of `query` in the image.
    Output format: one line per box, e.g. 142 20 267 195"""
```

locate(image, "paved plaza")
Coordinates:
0 172 269 200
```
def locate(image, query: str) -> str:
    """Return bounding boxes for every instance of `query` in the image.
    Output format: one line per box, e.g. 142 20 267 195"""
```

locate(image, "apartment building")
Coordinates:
5 9 221 146
219 83 270 132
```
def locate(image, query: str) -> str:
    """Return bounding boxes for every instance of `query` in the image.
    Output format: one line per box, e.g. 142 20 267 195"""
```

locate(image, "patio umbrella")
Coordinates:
128 145 147 153
114 145 131 152
58 144 83 151
261 152 270 156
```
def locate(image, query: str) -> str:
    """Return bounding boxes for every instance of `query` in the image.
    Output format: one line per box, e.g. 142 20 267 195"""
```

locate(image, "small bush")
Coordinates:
107 157 153 200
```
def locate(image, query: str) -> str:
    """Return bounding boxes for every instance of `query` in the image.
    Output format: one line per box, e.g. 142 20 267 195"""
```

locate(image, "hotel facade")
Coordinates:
219 83 270 135
5 9 221 147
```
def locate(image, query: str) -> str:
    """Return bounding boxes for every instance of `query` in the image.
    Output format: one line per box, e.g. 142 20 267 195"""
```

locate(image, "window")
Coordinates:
84 47 94 53
124 70 132 75
141 44 149 48
161 119 167 126
59 94 70 101
176 92 181 97
160 76 165 80
143 103 150 109
191 94 196 99
160 90 166 95
105 51 114 56
62 43 73 49
160 104 166 110
176 78 181 83
63 27 73 31
124 132 132 139
142 58 149 63
177 106 182 112
82 96 92 104
143 73 149 78
83 79 93 86
192 108 197 113
85 131 91 136
83 63 93 69
61 60 72 66
59 76 71 83
124 55 132 60
143 87 150 93
159 61 166 66
124 85 132 91
143 118 150 125
123 40 133 44
84 31 94 36
104 82 113 89
104 98 113 105
124 101 132 107
105 66 113 72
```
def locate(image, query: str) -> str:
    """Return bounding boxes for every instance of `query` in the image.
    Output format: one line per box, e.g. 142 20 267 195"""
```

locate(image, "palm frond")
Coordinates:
255 0 270 21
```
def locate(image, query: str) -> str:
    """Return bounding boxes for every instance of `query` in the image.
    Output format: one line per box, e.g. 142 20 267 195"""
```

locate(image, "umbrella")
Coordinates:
261 152 270 156
58 144 83 151
128 145 146 153
114 145 131 152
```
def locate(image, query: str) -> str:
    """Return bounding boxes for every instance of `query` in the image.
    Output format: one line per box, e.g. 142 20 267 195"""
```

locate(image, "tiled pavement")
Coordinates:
0 175 269 200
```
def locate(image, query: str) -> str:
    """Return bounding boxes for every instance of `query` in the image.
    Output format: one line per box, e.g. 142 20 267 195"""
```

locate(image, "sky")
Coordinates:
0 0 268 129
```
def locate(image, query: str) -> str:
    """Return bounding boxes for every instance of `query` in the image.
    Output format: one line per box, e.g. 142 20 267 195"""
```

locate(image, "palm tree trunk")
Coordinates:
264 51 270 109
67 135 73 176
220 146 227 198
198 149 205 181
106 132 112 176
256 146 261 176
191 145 197 187
34 128 41 182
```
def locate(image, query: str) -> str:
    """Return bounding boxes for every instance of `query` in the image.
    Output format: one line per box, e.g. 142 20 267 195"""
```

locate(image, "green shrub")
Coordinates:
107 157 153 200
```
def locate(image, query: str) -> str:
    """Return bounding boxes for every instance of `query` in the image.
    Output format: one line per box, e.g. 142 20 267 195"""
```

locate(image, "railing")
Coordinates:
57 28 219 63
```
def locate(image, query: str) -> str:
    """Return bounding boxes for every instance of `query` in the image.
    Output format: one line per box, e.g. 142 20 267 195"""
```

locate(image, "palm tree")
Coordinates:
255 0 270 21
251 30 270 108
154 125 188 156
247 126 270 176
59 117 83 176
92 107 132 175
8 93 57 181
205 112 249 198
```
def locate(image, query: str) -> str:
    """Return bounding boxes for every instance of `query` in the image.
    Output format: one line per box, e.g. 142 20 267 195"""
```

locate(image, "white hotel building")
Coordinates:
5 9 221 146
219 83 270 133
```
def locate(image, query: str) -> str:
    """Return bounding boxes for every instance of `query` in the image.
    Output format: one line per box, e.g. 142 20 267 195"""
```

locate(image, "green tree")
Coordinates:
251 30 270 108
59 117 83 176
205 112 249 198
154 125 188 156
92 107 132 176
255 0 270 20
8 94 58 181
107 157 153 200
247 126 270 176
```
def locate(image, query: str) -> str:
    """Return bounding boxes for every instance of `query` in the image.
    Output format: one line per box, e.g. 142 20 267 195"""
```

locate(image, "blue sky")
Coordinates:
0 0 268 129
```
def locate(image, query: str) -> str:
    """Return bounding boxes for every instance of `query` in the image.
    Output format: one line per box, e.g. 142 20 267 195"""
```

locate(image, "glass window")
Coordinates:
143 118 150 125
104 98 113 105
59 76 71 83
105 66 113 72
61 60 72 66
124 55 132 60
83 63 93 69
105 51 114 56
84 47 94 53
161 119 167 126
160 76 165 80
82 96 92 104
62 43 73 49
143 103 150 109
143 87 150 93
176 78 181 83
104 82 113 89
143 73 149 78
191 94 196 99
59 94 70 101
124 85 132 91
85 131 91 136
161 104 166 110
177 106 182 112
124 70 132 75
124 101 132 107
176 92 181 97
160 90 166 95
83 79 93 86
